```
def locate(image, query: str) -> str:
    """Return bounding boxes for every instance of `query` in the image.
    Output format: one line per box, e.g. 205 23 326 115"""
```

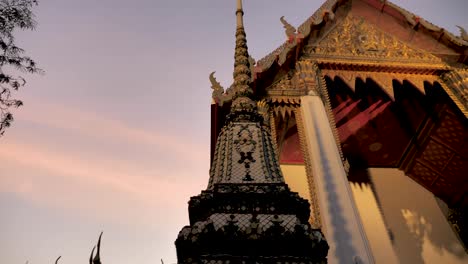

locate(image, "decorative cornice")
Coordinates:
315 58 449 74
266 96 301 105
317 66 468 117
321 69 441 99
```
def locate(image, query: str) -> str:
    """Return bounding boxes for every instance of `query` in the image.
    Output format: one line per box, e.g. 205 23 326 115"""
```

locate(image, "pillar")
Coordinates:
297 60 375 264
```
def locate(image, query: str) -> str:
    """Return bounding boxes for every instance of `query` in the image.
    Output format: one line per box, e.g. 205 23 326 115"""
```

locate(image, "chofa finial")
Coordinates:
456 25 468 41
280 16 296 38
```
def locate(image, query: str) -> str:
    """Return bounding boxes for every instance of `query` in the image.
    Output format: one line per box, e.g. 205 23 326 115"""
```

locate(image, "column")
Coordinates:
300 94 375 264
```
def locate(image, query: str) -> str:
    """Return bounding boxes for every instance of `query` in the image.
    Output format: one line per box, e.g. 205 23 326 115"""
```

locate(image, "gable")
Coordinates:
303 13 443 64
260 0 468 113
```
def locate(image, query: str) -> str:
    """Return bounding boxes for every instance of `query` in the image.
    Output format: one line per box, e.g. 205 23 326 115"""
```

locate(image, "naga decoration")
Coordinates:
209 58 256 106
209 71 226 105
256 100 270 125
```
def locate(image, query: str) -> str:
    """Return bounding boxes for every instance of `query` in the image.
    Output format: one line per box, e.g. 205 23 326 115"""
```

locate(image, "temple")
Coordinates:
177 0 467 263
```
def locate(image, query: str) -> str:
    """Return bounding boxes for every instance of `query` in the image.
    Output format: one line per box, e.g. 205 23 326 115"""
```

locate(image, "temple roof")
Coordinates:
254 0 468 74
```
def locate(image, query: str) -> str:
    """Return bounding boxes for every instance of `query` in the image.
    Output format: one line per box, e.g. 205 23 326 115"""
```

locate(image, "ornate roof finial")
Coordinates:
231 0 255 112
456 25 468 42
280 16 297 39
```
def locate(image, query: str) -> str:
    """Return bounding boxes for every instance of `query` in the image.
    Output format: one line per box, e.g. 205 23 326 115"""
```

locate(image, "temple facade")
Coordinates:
178 0 468 263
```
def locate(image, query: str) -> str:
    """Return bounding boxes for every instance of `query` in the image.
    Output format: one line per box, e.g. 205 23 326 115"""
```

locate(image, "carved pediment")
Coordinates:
266 70 307 96
304 14 442 63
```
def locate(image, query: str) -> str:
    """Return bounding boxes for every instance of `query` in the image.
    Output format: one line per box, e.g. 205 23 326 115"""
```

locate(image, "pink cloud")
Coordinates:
14 101 207 163
0 139 207 225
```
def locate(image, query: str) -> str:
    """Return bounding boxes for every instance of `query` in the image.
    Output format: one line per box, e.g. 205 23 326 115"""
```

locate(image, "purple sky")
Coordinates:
0 0 466 263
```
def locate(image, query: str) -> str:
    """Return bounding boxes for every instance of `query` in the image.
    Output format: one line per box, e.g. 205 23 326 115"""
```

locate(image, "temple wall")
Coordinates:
279 123 468 264
351 168 468 264
280 164 311 202
350 181 399 263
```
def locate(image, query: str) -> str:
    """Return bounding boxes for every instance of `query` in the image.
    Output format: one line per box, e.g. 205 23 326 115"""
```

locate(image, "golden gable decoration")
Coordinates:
266 70 307 97
306 14 442 63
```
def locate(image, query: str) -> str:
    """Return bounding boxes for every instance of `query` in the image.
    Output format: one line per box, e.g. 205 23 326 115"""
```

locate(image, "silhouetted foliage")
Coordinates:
89 232 103 264
0 0 42 136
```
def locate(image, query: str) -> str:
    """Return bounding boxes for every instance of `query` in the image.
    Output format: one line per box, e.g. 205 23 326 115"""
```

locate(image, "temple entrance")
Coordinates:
325 75 467 208
270 75 468 263
324 76 468 263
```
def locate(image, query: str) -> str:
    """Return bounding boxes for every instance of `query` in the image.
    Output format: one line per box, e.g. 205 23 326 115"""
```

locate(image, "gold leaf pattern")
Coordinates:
309 14 441 62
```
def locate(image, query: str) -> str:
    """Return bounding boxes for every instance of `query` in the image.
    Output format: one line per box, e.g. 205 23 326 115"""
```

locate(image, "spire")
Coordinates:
236 0 244 28
231 0 255 112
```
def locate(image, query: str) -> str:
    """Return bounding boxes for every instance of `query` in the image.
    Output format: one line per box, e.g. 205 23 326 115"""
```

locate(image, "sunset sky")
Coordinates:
0 0 466 263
